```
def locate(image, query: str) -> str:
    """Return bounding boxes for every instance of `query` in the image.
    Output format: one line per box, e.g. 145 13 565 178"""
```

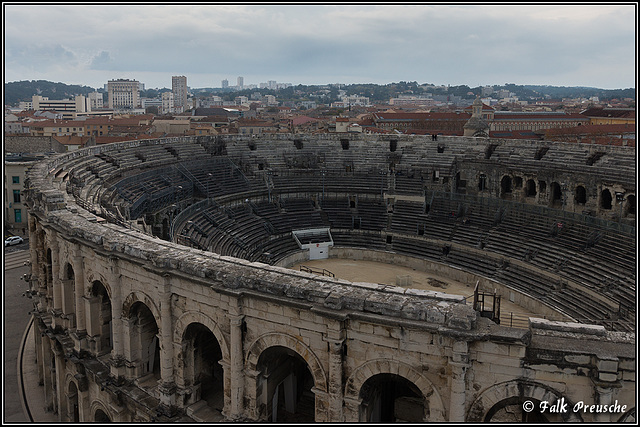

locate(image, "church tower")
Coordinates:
463 97 490 137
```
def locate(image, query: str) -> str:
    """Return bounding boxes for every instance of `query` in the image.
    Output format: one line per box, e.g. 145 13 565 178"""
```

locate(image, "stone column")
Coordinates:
595 385 614 422
108 256 126 379
158 274 177 414
52 344 66 421
71 244 87 353
593 357 620 423
49 233 63 326
28 215 39 294
228 296 245 420
325 337 344 421
448 341 469 422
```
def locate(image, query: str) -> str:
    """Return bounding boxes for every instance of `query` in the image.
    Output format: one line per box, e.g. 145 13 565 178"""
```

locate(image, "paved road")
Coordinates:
3 248 33 423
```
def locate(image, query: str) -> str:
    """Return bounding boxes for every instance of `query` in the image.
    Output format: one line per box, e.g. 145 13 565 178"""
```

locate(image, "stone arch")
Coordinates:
174 311 230 362
500 175 512 197
90 400 112 422
575 185 587 205
601 188 613 210
65 375 80 422
126 300 161 379
246 332 328 393
85 270 112 300
344 359 444 421
617 406 636 423
626 194 636 215
466 380 582 422
550 181 563 206
525 179 537 197
122 291 161 328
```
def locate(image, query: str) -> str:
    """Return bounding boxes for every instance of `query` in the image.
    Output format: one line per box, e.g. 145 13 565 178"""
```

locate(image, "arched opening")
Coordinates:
455 172 466 191
63 263 76 327
89 281 112 354
182 323 224 412
478 174 487 191
67 381 79 422
550 182 562 207
128 302 160 381
601 189 613 210
500 176 512 198
575 185 587 205
94 408 111 422
485 397 548 422
626 195 636 215
525 179 537 197
257 346 315 422
359 374 426 422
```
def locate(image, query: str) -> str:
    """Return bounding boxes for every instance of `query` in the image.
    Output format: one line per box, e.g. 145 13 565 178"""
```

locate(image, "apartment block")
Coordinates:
107 79 141 109
172 75 188 113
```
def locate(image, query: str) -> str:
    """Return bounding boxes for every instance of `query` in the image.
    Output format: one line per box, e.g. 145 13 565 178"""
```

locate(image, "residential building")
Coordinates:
107 79 141 109
222 79 229 89
88 91 104 110
172 75 188 113
31 95 91 119
4 154 46 229
162 92 174 115
236 118 276 135
580 107 636 125
237 76 244 90
24 119 87 137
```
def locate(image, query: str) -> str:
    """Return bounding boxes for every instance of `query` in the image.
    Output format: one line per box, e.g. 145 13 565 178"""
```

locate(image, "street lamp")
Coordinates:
615 191 625 223
207 173 213 198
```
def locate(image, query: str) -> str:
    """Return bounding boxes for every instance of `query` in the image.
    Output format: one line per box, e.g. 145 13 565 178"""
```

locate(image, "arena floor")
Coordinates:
290 258 539 328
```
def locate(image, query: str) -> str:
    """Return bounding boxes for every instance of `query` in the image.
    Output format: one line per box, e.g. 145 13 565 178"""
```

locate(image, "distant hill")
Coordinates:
4 80 101 106
4 80 635 107
520 85 635 100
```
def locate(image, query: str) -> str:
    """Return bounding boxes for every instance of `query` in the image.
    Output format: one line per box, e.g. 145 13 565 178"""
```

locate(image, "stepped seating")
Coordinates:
87 139 628 332
320 198 353 229
390 201 427 235
391 237 442 260
393 175 424 194
331 231 386 250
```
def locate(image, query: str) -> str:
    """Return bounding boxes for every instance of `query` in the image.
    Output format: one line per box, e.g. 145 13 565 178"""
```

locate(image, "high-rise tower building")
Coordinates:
107 79 141 109
172 75 188 113
237 76 244 90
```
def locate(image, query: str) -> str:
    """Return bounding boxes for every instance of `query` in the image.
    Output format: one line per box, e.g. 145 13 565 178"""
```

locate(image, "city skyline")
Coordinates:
3 4 637 90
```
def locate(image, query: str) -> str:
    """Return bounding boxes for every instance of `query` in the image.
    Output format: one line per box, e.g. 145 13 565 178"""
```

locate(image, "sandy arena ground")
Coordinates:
290 258 539 328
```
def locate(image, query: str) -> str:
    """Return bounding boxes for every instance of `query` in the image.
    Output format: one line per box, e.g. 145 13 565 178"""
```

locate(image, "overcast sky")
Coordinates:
3 4 637 90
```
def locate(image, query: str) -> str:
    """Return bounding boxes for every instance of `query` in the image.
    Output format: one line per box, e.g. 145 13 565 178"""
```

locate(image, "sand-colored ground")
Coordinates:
291 258 539 328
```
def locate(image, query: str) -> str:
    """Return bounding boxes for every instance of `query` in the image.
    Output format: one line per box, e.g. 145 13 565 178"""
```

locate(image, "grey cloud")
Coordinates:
89 51 115 70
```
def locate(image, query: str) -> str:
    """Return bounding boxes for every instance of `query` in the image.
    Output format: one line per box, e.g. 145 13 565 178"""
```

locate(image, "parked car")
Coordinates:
4 236 24 246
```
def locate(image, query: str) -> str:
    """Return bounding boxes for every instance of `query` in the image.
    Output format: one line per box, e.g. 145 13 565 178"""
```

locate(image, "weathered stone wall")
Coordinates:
4 135 66 154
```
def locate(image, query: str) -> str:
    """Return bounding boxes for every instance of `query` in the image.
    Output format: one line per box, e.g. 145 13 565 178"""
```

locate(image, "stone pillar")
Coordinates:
49 234 63 326
448 341 469 422
108 257 126 379
71 244 87 352
52 344 66 421
228 296 245 420
28 215 39 294
41 336 54 412
325 337 344 421
595 385 614 422
158 274 177 414
228 315 245 419
593 357 620 423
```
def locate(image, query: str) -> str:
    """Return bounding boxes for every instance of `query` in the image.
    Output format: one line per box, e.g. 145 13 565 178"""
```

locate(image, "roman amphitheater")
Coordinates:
23 134 635 422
